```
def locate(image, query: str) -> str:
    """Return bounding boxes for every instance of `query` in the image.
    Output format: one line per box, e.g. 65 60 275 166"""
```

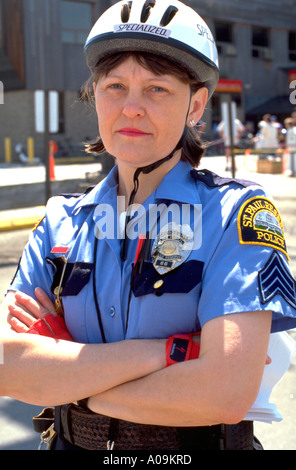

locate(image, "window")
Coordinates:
289 32 296 61
252 27 269 48
252 27 271 58
0 1 2 48
214 22 236 56
56 92 65 134
61 1 93 45
215 22 233 44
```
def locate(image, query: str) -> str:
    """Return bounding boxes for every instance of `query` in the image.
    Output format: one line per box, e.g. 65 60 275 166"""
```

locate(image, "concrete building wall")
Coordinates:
1 0 296 162
0 89 98 163
63 90 98 146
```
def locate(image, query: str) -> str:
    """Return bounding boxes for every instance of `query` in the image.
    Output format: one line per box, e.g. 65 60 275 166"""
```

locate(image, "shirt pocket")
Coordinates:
46 257 93 296
132 259 204 296
129 260 204 338
46 257 93 341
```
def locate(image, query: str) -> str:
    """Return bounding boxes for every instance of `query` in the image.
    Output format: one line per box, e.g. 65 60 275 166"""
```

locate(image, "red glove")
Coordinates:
166 333 200 367
26 314 73 341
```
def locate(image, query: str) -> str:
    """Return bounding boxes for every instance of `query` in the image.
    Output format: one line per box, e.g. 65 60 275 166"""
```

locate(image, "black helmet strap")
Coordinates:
120 88 192 260
120 128 188 261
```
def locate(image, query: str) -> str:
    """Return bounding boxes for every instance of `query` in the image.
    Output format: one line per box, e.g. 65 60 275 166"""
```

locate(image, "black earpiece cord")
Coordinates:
93 235 107 343
120 151 178 261
93 91 192 340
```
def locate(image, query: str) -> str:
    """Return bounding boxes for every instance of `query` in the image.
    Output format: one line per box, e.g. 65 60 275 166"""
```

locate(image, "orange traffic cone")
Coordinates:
49 154 55 180
244 148 251 168
49 141 57 181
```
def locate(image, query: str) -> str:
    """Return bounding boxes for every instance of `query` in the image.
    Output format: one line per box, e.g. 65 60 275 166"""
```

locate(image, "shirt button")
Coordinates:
109 306 116 317
154 279 164 289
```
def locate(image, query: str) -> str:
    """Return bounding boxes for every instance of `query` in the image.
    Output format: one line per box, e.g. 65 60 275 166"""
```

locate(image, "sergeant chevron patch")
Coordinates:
258 251 296 309
237 196 288 260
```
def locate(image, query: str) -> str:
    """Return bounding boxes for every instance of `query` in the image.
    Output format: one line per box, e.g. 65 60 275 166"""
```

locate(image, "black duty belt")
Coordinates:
33 404 257 450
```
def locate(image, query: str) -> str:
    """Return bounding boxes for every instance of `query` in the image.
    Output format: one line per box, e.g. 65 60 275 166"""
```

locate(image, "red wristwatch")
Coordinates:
165 333 200 367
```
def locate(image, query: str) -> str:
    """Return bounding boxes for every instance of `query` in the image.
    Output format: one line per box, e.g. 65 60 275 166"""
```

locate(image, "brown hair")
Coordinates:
81 52 207 167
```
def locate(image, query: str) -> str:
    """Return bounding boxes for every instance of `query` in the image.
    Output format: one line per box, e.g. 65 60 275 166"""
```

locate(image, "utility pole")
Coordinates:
44 90 51 202
221 99 237 178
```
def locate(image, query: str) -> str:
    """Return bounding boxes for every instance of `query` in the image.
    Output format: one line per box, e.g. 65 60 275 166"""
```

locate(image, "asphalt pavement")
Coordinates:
0 154 295 450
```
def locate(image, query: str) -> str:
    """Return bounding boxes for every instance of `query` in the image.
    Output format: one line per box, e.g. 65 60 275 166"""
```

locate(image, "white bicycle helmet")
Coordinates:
85 0 219 99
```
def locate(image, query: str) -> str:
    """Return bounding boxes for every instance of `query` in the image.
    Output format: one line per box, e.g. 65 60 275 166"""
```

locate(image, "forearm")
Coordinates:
87 356 264 428
0 333 165 406
87 356 248 427
88 312 272 427
0 291 166 405
88 360 222 427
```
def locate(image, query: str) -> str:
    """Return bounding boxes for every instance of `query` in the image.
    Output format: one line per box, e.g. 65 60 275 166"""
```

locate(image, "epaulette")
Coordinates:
190 168 261 188
58 185 96 198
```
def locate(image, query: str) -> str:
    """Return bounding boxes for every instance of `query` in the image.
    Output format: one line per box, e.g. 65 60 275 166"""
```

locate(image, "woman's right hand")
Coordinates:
8 287 57 333
8 288 73 341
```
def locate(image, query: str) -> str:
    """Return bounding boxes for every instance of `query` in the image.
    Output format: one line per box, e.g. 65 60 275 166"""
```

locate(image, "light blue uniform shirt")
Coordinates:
10 159 296 343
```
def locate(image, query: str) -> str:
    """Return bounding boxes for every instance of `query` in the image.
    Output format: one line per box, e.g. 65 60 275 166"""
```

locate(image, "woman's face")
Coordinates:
94 56 207 169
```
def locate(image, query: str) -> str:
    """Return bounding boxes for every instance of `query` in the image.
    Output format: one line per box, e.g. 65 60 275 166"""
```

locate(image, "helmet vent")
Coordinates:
140 0 156 23
159 5 178 27
121 1 133 23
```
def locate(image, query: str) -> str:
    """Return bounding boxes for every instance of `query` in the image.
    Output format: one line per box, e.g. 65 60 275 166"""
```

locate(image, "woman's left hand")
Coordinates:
8 287 56 333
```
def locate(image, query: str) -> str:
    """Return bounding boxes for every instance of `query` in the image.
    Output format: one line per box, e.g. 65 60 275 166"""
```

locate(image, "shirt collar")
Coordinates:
155 159 201 205
72 165 119 214
73 158 200 215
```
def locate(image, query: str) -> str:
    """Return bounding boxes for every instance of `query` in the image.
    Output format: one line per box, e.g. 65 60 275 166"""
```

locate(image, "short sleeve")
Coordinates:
198 189 296 333
8 215 54 300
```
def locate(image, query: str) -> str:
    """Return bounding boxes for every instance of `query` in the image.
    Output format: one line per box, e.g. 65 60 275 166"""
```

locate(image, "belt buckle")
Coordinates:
38 423 56 450
107 439 115 450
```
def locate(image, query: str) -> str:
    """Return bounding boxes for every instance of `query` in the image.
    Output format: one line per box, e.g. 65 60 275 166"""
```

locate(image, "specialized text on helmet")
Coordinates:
114 23 171 38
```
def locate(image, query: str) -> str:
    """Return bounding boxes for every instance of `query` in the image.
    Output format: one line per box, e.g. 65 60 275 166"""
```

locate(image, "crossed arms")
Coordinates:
0 288 272 427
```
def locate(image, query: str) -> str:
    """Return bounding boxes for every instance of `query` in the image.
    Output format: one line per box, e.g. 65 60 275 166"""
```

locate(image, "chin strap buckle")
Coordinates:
107 439 115 450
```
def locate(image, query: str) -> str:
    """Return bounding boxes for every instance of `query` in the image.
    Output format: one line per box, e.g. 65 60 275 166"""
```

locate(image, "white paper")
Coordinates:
244 331 296 423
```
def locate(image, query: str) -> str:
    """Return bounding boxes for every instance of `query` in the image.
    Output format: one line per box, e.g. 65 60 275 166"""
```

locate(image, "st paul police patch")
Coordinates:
237 196 288 259
258 251 296 309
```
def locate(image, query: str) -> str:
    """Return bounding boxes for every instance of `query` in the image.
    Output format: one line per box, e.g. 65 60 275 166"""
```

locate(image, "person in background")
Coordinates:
271 115 285 150
217 117 244 171
284 117 296 176
257 114 279 158
270 115 282 134
291 110 296 127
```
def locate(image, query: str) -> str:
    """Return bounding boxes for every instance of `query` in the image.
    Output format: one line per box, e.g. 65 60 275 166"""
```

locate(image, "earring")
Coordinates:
190 120 195 127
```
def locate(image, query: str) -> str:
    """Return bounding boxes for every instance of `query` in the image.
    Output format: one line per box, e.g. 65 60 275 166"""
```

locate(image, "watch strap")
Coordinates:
165 333 200 367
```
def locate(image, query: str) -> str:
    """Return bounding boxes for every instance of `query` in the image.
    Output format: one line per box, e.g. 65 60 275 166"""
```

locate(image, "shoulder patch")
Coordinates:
258 251 296 309
237 196 288 259
190 168 259 188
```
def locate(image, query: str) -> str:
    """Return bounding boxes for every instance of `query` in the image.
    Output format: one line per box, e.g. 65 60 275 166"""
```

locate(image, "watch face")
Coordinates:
170 338 189 362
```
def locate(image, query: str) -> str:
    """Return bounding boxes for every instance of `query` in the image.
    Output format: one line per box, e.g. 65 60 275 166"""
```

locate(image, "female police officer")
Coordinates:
1 0 296 451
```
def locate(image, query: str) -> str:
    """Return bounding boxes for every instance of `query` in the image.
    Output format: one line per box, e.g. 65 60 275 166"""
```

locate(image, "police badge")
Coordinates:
152 222 194 274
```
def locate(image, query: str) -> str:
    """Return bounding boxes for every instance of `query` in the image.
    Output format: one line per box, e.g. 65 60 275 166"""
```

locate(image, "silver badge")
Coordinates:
152 222 193 274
